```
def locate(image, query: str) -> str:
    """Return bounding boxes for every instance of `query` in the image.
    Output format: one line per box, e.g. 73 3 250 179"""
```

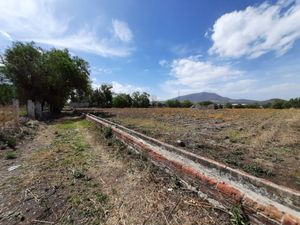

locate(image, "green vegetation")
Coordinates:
199 101 213 106
0 133 17 149
72 169 86 179
2 42 90 113
103 127 113 139
0 84 15 105
131 91 150 107
243 163 274 177
112 93 132 108
89 84 113 107
112 91 150 108
165 99 193 108
229 205 248 225
4 150 17 160
268 98 300 109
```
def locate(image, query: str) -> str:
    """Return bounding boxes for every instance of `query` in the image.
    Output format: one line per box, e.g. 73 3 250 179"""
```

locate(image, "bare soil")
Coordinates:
86 108 300 191
0 118 230 225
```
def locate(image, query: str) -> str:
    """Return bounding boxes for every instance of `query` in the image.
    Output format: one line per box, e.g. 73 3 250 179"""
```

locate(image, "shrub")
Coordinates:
181 100 193 108
103 127 113 139
5 151 17 160
165 99 181 107
72 170 85 179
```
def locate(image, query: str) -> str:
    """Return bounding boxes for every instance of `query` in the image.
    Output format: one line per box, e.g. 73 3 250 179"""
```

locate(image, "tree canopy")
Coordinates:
2 42 91 113
112 93 132 108
131 91 150 108
89 84 113 107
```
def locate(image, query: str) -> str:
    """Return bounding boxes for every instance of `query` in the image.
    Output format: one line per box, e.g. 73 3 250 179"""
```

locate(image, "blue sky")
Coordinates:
0 0 300 100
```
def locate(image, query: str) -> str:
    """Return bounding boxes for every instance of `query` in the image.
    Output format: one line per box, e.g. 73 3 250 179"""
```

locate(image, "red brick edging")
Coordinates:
86 114 300 225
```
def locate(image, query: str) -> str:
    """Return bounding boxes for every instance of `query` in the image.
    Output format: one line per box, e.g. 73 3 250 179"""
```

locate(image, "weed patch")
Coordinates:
103 127 113 139
4 150 17 159
243 163 274 177
229 205 248 225
73 170 85 179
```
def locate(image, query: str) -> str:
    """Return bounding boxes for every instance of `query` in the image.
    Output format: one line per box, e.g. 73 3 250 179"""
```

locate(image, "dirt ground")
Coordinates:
86 108 300 191
0 118 230 225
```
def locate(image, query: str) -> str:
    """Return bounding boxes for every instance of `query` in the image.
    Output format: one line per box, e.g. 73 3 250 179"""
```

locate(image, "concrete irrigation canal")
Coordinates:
86 113 300 225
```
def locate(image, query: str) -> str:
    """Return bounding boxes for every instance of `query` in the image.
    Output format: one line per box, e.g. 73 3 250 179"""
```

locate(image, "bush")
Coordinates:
0 133 17 149
5 151 17 160
181 100 193 108
103 127 113 139
165 99 181 107
271 99 286 109
199 101 213 106
225 103 233 108
0 84 15 105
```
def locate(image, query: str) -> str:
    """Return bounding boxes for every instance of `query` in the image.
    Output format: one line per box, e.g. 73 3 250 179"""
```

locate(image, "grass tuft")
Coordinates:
5 150 17 160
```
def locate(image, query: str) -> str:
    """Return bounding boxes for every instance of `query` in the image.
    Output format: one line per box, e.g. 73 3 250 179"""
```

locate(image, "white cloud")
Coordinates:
209 0 300 58
112 19 133 43
92 80 146 94
159 59 168 67
169 57 242 89
0 0 133 57
111 81 146 94
35 30 131 57
0 31 13 41
92 66 121 77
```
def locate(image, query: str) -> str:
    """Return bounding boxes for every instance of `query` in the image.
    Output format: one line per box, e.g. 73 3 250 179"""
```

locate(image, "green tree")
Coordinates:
3 42 45 104
271 99 286 109
181 100 193 108
199 101 214 106
42 49 90 113
90 84 113 107
0 84 16 105
225 102 233 108
131 91 150 108
3 42 91 113
165 99 181 107
112 93 132 108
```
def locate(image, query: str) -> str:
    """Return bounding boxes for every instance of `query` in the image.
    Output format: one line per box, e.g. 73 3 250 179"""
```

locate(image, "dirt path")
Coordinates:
0 119 229 225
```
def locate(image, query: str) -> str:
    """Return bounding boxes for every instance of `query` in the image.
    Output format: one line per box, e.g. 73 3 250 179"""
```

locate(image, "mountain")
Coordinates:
171 92 279 105
172 92 230 103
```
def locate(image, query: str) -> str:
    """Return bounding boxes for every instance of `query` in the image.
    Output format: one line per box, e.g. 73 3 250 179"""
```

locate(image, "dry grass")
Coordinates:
0 118 230 225
88 108 300 190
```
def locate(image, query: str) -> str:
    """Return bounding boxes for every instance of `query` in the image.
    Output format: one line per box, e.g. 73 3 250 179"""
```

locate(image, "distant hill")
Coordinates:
171 92 280 105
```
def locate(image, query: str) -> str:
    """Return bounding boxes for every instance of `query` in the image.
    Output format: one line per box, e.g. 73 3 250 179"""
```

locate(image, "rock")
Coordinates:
176 140 185 147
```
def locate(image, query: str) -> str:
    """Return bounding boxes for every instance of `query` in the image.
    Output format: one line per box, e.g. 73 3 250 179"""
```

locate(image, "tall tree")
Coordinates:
112 93 132 108
3 42 45 104
89 84 113 107
2 42 91 113
42 49 91 113
131 91 150 108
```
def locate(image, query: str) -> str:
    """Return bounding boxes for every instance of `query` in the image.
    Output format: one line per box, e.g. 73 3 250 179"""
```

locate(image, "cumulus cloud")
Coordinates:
111 81 146 94
169 57 242 89
92 81 146 94
0 0 133 57
112 19 133 43
209 0 300 58
160 57 255 99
